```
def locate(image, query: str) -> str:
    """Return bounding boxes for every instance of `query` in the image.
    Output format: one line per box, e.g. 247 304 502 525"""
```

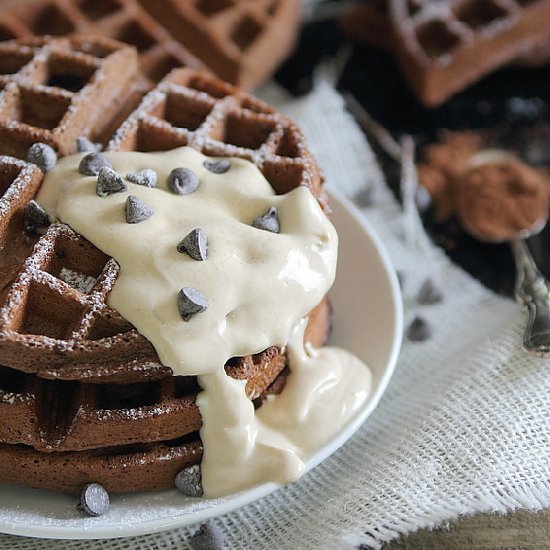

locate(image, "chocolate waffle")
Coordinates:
0 37 333 494
339 0 392 51
340 0 550 106
0 0 299 90
387 0 550 106
0 35 140 159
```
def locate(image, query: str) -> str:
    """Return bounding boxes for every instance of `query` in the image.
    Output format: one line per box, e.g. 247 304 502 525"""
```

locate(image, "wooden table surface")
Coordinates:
384 509 550 549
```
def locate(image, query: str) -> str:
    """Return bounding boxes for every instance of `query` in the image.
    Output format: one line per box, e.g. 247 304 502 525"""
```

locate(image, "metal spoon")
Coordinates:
460 151 550 358
510 235 550 357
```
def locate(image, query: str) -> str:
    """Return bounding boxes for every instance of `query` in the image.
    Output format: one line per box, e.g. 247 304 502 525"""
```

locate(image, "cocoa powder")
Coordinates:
417 131 550 241
417 132 483 221
456 160 548 241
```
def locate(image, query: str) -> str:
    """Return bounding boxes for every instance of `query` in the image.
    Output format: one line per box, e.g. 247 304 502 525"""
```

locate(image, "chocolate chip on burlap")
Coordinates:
189 522 225 550
406 316 433 342
416 278 444 305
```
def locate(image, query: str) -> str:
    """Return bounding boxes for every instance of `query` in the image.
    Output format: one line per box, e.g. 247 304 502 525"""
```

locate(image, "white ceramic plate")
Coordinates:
0 190 402 540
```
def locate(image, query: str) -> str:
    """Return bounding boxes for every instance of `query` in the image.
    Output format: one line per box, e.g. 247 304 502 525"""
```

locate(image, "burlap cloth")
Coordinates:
1 82 548 549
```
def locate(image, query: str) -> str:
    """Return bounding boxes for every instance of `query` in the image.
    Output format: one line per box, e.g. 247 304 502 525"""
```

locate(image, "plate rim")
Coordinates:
0 189 403 540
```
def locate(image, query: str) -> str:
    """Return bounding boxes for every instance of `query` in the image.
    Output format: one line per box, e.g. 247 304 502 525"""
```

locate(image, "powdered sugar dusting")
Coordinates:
105 71 317 199
59 267 96 294
0 481 237 532
0 156 42 217
0 392 26 405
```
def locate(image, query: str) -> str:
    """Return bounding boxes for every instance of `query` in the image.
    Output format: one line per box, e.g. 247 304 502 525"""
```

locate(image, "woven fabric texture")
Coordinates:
0 82 549 549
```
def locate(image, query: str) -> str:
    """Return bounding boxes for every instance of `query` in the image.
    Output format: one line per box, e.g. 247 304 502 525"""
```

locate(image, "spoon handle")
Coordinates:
511 238 550 358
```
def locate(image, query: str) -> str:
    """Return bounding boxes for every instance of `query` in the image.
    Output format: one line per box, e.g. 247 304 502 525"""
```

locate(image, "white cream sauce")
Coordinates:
38 147 372 497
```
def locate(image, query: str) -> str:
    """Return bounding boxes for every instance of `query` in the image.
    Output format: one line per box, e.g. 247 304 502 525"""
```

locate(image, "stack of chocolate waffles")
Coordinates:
0 34 332 494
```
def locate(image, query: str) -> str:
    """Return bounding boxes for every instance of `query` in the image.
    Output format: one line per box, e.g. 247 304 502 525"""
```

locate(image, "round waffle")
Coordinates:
0 36 333 494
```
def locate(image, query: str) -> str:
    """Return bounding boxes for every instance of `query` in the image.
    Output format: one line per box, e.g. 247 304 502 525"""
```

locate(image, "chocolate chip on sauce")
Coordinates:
126 169 157 188
252 206 280 233
125 195 154 224
96 167 127 197
168 167 200 195
178 287 208 321
203 159 231 174
177 228 208 261
80 153 112 177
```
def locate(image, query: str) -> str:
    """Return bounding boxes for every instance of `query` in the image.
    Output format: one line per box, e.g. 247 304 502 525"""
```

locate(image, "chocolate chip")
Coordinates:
76 136 101 153
175 464 203 497
96 167 127 197
252 206 280 233
396 270 406 290
168 167 200 195
26 143 57 172
354 186 378 208
189 522 225 550
80 153 112 177
406 316 432 342
24 200 50 233
177 228 207 261
203 159 231 174
416 278 443 305
125 195 153 224
126 169 157 188
77 483 110 517
178 287 208 321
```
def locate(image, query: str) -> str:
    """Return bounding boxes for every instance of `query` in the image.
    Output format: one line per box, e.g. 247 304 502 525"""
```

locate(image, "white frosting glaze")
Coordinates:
37 146 372 497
